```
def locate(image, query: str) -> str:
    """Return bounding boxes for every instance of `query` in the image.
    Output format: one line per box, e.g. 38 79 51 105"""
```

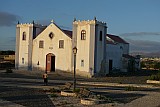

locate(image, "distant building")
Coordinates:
3 55 15 61
15 18 139 77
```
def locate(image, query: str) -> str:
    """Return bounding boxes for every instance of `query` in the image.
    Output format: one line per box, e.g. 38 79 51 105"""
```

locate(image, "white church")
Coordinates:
15 18 140 77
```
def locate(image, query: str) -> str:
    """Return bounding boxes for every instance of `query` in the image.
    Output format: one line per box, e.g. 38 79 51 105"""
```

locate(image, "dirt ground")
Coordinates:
18 69 159 84
1 69 160 107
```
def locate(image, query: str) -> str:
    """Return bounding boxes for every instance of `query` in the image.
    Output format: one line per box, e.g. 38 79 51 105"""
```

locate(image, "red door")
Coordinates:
46 53 55 72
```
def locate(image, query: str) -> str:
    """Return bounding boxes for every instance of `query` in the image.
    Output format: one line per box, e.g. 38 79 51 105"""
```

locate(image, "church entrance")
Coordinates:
46 53 55 72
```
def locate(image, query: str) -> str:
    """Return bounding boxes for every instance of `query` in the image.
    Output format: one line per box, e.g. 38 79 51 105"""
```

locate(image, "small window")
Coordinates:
81 30 86 40
99 31 102 41
22 58 24 64
81 60 84 67
22 32 26 40
39 40 44 48
59 40 64 48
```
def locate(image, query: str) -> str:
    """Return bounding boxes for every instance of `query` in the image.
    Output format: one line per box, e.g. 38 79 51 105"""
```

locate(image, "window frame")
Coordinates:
59 40 64 48
22 32 26 40
81 30 86 40
39 40 44 48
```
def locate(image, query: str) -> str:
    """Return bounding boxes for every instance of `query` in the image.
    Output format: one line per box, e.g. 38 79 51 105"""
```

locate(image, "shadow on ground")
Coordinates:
0 86 55 107
95 91 145 104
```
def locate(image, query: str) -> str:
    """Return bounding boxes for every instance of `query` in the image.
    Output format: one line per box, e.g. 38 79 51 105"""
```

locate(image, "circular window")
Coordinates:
49 32 54 39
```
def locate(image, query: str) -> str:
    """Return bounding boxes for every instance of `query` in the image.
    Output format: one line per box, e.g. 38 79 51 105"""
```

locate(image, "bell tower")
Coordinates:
15 22 34 70
72 18 107 77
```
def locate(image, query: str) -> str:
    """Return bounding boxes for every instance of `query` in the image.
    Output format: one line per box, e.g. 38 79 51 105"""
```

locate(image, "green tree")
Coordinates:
0 50 15 55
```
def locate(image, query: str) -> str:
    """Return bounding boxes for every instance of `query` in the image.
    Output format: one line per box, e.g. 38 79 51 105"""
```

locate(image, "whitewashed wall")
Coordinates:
32 23 72 71
73 20 106 77
73 21 92 76
106 44 123 71
17 24 33 70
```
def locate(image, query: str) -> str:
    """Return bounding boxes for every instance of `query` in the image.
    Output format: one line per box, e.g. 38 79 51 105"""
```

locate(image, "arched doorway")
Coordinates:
46 53 55 72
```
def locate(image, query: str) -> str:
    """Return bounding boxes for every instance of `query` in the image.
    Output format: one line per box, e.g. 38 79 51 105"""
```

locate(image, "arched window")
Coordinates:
81 30 86 40
22 32 26 40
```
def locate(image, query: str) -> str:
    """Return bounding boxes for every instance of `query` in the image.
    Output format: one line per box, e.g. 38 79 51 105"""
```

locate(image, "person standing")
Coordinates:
43 72 48 85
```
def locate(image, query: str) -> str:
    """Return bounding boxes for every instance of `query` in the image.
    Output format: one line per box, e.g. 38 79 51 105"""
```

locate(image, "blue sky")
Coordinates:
0 0 160 53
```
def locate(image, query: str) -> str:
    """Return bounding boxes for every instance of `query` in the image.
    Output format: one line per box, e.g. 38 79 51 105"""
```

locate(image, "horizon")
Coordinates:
0 0 160 53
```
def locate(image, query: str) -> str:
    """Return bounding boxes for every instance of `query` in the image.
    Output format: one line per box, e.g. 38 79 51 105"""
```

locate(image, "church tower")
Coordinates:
15 22 45 70
15 23 34 70
72 18 107 77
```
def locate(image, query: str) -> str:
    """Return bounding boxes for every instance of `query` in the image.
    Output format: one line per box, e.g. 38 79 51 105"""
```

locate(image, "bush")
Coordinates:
97 94 107 100
96 94 113 103
125 86 138 91
50 88 60 93
73 88 80 93
149 73 160 81
5 69 13 73
50 93 58 98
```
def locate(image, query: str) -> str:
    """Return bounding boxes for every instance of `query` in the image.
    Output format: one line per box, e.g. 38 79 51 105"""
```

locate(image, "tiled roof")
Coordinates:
62 30 72 38
107 34 128 44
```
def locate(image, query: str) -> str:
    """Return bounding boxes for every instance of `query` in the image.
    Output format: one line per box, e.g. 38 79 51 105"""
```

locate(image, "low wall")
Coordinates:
146 80 160 84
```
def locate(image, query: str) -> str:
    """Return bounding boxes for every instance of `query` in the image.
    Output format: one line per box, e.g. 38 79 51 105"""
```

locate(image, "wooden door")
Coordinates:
46 53 55 72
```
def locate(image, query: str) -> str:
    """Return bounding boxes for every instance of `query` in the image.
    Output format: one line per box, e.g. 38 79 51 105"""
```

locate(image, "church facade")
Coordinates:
15 18 134 77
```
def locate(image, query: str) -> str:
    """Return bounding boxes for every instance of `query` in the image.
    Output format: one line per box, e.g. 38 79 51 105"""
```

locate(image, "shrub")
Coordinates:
5 69 13 73
97 94 107 100
125 86 138 91
50 88 60 93
60 101 69 105
50 93 58 98
96 94 113 103
149 73 160 81
73 88 80 93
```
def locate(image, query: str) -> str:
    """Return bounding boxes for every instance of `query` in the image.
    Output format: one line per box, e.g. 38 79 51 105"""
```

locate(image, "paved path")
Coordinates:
1 70 160 107
0 77 159 89
115 92 160 107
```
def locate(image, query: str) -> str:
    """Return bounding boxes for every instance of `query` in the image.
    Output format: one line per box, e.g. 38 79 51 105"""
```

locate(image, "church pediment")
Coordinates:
34 22 72 40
